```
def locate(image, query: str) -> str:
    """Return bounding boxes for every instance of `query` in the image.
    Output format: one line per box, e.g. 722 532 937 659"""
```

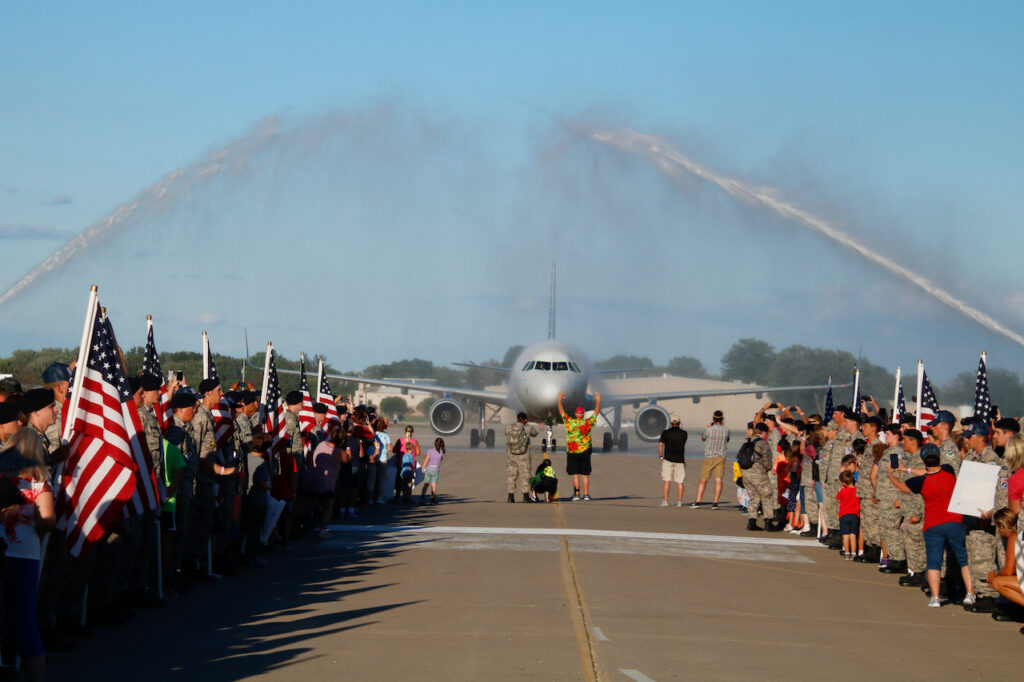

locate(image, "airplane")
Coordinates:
250 264 838 452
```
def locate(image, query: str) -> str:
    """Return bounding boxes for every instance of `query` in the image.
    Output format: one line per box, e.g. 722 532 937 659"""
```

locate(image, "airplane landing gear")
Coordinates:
618 432 628 452
542 422 556 454
485 428 495 448
470 428 480 448
602 431 613 453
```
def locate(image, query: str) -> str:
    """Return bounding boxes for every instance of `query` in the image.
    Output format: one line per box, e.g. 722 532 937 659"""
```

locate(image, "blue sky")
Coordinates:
3 1 1023 382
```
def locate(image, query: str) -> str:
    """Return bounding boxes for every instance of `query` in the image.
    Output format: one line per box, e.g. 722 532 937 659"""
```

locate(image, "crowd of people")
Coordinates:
724 399 1024 629
0 365 441 681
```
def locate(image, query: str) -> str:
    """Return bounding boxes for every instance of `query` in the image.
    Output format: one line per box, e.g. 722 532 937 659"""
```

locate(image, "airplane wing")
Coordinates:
451 362 511 373
601 383 847 406
257 361 508 405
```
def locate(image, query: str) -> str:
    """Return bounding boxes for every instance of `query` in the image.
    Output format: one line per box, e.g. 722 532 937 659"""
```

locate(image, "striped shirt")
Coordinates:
702 423 729 458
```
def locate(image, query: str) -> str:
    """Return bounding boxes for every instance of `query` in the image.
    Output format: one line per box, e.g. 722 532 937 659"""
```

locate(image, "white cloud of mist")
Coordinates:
1 101 1020 382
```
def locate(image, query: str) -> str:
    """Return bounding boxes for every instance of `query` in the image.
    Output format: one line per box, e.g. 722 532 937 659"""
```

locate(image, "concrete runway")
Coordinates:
49 449 1024 681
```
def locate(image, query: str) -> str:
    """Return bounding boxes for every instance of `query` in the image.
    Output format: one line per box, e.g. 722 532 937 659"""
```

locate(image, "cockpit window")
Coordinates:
553 361 568 371
534 361 551 371
568 362 580 373
522 361 535 371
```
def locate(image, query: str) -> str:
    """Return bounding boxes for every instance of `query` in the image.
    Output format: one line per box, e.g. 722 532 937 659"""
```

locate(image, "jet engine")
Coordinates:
428 398 465 436
634 404 670 442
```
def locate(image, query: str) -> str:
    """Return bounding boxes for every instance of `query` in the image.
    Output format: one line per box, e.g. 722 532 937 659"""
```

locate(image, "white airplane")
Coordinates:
254 264 836 451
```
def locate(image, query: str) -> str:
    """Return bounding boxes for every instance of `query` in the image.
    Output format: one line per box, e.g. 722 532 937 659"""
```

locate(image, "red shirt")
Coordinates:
1008 468 1024 504
837 486 860 517
905 464 961 530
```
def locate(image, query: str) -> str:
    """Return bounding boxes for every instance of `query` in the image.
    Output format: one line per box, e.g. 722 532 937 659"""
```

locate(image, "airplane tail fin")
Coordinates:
548 262 556 341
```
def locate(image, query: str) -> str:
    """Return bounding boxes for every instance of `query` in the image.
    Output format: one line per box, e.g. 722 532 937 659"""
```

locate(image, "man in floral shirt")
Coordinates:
558 391 601 501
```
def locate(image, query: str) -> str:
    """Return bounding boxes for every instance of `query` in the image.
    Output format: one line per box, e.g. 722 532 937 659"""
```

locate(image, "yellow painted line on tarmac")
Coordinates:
553 503 602 682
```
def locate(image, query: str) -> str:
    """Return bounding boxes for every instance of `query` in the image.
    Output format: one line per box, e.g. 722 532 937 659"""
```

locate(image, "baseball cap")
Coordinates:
42 362 72 384
670 414 680 424
927 410 956 427
962 421 990 438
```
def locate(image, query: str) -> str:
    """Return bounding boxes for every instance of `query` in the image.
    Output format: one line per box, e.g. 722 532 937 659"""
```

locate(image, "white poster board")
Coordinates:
947 460 999 516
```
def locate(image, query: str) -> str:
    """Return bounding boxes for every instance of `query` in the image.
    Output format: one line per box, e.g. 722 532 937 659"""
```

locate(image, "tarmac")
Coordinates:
49 439 1024 680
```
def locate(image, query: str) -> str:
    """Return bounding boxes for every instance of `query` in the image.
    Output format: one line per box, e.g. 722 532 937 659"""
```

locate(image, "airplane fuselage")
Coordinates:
509 341 590 421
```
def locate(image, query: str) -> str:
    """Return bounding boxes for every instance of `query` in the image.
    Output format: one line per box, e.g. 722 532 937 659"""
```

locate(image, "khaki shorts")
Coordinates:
700 456 726 481
661 459 686 483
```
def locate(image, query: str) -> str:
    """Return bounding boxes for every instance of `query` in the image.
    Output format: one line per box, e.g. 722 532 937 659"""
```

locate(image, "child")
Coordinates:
837 470 860 560
784 442 802 532
529 458 558 502
399 447 415 502
419 438 445 505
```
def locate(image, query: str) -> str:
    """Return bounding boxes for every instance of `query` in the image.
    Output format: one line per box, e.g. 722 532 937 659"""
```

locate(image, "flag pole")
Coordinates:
63 286 99 444
892 366 901 424
317 358 325 403
259 342 272 427
915 360 924 431
852 369 860 410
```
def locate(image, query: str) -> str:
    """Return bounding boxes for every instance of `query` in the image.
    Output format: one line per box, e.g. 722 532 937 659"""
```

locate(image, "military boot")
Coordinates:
746 518 762 531
507 493 515 503
826 530 843 549
899 571 925 587
881 559 906 574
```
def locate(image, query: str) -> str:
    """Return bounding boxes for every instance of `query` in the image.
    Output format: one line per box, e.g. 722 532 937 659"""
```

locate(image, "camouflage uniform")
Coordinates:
963 446 1009 599
284 409 304 472
876 445 905 561
745 438 776 521
505 421 538 494
900 449 926 573
234 411 254 495
857 437 882 545
189 405 219 572
936 437 960 475
821 436 843 530
139 404 164 480
43 400 62 454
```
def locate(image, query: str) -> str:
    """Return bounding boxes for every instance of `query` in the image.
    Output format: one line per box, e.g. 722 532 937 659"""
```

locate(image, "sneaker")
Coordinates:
711 503 719 509
583 495 591 501
962 593 976 607
928 597 941 608
690 502 701 509
676 501 683 507
572 494 581 502
879 558 890 569
660 500 669 507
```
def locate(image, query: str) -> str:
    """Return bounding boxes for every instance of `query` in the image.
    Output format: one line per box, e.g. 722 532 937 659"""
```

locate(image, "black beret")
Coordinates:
127 376 142 394
844 413 862 425
0 402 21 425
240 390 258 405
285 390 303 406
197 378 220 394
170 390 198 410
755 423 770 433
313 402 328 414
0 377 23 395
994 417 1020 434
19 388 54 415
140 374 163 391
864 416 883 428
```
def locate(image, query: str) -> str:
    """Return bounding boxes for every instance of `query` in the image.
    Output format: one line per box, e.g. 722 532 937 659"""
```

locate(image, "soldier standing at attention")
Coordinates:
745 423 780 531
855 416 883 562
558 391 601 502
189 378 224 578
819 420 843 547
878 425 908 575
505 411 538 503
40 362 71 451
927 411 961 473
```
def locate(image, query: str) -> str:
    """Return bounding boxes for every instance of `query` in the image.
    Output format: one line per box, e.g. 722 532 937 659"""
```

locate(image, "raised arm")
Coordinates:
557 392 567 420
887 469 911 494
593 392 602 413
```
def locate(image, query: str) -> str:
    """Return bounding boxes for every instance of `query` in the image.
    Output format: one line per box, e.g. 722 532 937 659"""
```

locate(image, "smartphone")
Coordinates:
175 370 184 381
889 452 900 470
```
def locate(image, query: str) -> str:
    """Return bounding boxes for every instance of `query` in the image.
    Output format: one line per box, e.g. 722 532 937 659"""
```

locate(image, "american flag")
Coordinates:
316 358 341 433
918 370 940 431
142 318 172 432
202 334 236 449
298 355 316 435
894 382 906 424
58 303 148 557
823 378 834 423
973 353 992 422
263 347 289 465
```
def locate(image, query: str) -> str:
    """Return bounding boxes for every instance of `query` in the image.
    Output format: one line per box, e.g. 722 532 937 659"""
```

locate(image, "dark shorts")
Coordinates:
839 514 860 536
924 521 969 571
566 448 592 476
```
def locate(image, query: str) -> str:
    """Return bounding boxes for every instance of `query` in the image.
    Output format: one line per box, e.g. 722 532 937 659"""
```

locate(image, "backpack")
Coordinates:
737 440 756 470
506 422 530 455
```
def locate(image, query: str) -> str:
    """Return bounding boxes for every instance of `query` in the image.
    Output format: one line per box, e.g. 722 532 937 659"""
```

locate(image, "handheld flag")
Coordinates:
973 351 992 422
142 316 173 432
202 331 236 449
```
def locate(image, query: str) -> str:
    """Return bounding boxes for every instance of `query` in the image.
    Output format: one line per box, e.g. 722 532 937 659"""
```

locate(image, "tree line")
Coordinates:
3 338 1021 415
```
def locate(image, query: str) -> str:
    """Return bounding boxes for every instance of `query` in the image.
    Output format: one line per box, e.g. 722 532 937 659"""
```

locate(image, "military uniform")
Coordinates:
821 435 844 530
745 438 776 523
963 445 1009 599
876 445 905 562
43 400 62 454
189 405 220 572
857 437 882 547
505 421 538 495
139 404 164 480
900 449 927 575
